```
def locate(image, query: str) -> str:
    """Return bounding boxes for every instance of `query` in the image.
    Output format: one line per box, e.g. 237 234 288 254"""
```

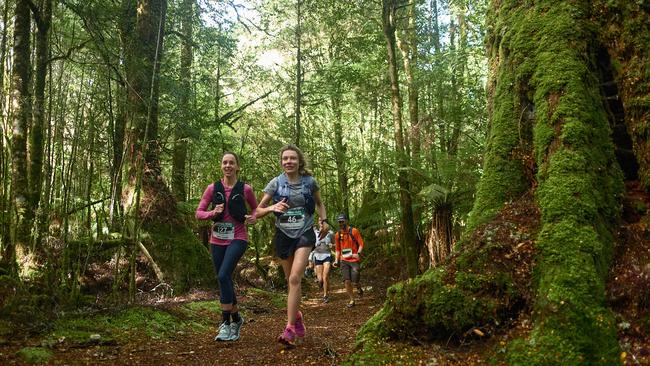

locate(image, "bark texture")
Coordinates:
352 1 639 364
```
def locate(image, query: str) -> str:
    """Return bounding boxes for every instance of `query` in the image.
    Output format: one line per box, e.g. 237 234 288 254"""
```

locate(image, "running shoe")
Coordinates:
322 296 329 303
214 322 231 341
357 286 364 297
277 324 297 346
295 311 306 339
347 300 355 308
228 315 244 341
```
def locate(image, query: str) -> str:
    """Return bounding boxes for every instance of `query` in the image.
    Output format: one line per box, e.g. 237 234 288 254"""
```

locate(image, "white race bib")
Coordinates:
213 222 235 240
342 248 353 259
279 207 306 229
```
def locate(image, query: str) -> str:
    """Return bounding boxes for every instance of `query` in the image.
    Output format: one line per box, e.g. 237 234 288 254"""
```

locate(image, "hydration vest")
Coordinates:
272 174 316 216
212 180 247 223
338 227 360 251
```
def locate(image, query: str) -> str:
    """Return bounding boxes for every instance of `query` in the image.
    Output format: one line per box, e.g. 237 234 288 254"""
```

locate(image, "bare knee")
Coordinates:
288 273 302 287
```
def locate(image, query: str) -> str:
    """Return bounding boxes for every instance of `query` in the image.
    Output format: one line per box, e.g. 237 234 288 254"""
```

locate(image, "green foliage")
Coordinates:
16 347 53 364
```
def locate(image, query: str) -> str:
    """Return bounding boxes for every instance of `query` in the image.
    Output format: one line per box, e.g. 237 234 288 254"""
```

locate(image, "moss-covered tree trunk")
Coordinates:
120 0 211 292
8 0 33 274
352 1 646 364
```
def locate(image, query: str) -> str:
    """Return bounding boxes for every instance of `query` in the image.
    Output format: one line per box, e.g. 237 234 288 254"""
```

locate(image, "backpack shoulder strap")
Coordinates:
212 180 225 203
233 180 245 195
349 227 359 251
301 175 314 194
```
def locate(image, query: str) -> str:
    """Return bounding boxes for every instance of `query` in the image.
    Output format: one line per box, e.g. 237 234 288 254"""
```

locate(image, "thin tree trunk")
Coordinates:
0 0 11 265
294 0 302 147
396 0 424 249
108 70 125 230
331 93 349 217
29 0 53 252
382 0 418 277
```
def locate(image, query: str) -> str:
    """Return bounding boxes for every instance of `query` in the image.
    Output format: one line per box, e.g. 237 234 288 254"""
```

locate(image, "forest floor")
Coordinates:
0 263 494 366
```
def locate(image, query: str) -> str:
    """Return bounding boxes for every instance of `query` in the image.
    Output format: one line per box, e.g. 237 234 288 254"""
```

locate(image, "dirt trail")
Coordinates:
2 274 385 366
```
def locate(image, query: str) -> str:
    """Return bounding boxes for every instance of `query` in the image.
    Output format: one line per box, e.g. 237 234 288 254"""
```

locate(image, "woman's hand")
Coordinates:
211 203 224 218
244 214 257 225
272 198 289 214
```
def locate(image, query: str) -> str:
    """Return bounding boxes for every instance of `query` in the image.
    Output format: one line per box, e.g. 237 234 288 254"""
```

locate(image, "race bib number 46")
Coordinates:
279 207 306 229
213 222 235 240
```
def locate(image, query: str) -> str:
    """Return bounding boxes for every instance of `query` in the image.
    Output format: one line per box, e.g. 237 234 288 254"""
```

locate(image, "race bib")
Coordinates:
279 207 306 229
342 248 353 259
212 222 235 240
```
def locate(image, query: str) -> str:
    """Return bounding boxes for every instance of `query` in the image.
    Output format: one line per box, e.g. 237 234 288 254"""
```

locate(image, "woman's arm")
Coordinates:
244 184 259 224
195 184 222 220
313 190 329 233
255 193 289 218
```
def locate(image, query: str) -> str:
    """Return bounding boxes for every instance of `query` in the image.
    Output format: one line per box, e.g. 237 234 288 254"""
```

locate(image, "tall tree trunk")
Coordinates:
429 0 446 156
382 0 418 277
357 2 626 364
108 70 126 230
0 0 11 266
294 0 302 147
120 0 211 293
396 0 424 256
9 0 33 273
171 0 193 202
121 0 173 221
30 0 52 252
447 7 467 156
331 93 349 217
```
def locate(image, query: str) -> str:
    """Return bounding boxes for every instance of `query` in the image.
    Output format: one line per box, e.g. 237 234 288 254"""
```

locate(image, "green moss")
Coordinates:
342 338 394 366
145 223 213 292
43 305 212 347
16 347 53 364
182 300 220 314
245 287 286 309
486 1 624 364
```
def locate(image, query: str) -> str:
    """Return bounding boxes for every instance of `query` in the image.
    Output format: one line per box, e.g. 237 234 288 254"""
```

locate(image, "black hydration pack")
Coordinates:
212 180 247 223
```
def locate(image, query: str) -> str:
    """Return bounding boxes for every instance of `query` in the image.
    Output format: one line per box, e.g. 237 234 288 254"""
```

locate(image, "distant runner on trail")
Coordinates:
195 152 258 342
256 144 329 347
333 213 364 308
312 223 334 303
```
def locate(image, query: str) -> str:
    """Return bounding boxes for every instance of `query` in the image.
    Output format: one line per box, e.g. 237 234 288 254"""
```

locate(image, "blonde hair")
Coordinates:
280 144 312 176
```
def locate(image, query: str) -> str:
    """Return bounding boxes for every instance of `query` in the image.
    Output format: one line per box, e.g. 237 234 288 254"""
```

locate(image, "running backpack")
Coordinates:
271 173 316 216
338 227 360 251
212 180 247 223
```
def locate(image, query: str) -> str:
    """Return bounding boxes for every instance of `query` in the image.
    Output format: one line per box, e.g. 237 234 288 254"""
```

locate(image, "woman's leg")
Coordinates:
314 263 324 286
210 245 231 313
280 246 311 325
322 261 331 297
216 240 248 311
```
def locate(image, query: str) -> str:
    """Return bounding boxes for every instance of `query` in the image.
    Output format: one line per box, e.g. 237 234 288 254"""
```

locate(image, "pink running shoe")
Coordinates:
295 311 306 340
277 324 297 347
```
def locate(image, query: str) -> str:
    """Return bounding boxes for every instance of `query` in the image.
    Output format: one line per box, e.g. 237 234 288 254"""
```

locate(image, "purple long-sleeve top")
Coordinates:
195 180 258 245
